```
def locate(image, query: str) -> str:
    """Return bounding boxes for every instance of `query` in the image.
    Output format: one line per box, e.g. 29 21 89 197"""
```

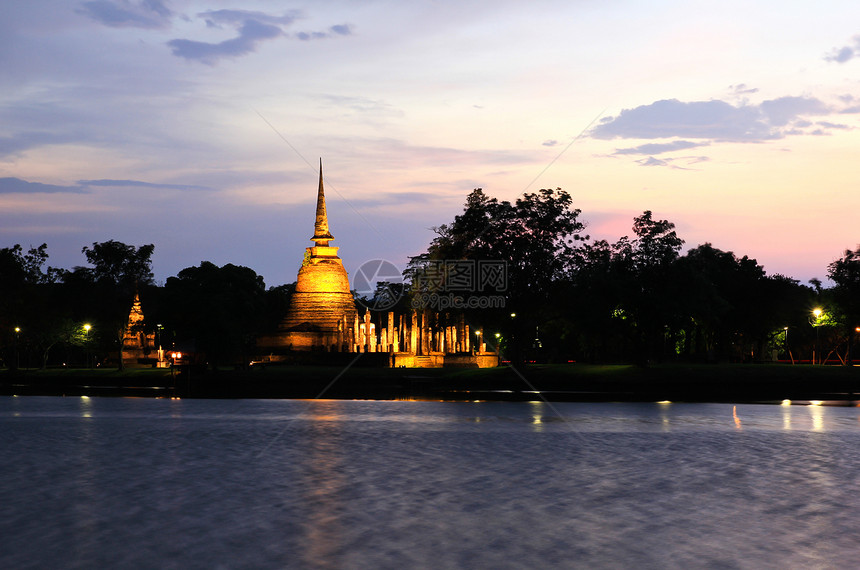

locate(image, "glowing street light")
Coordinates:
83 323 92 368
14 327 21 369
812 309 822 365
156 324 165 367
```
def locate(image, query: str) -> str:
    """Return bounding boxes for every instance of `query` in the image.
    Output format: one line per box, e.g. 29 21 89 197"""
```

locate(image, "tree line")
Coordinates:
2 187 859 369
405 188 860 366
0 241 290 370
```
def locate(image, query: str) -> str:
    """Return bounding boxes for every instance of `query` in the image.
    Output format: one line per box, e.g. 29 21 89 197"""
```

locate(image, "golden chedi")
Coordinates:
273 161 357 350
121 291 157 366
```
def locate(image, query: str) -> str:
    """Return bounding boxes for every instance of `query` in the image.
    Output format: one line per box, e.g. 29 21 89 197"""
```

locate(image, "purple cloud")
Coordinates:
296 25 353 41
168 19 283 64
635 156 708 170
613 140 707 155
592 99 773 141
729 83 759 95
0 132 81 158
637 157 668 167
0 177 86 194
78 179 212 191
200 9 300 28
817 121 851 130
825 36 860 63
759 96 828 126
167 10 352 64
77 0 173 29
593 96 837 143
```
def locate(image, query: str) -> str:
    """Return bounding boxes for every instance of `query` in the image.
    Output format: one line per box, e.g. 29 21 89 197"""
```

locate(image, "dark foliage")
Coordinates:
164 261 267 368
0 193 855 369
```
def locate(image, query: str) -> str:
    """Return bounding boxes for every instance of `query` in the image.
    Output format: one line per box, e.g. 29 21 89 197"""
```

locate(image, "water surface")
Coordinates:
2 397 860 568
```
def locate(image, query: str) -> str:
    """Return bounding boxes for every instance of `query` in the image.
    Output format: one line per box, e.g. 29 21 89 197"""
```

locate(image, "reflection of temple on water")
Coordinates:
299 401 348 567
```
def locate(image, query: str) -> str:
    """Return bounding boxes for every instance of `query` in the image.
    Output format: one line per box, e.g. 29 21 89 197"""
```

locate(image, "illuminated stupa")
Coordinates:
120 291 157 367
256 160 498 367
273 161 357 350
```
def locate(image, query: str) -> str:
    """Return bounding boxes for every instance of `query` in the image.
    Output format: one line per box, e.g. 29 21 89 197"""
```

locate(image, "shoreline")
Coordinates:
2 363 859 404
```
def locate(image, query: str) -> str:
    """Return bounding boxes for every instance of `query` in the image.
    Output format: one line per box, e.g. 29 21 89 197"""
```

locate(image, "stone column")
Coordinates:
354 313 361 352
410 310 418 355
364 310 371 352
420 310 430 355
458 315 466 352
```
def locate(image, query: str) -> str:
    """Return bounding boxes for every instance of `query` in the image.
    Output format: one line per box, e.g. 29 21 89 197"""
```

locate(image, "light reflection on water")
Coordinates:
3 397 860 568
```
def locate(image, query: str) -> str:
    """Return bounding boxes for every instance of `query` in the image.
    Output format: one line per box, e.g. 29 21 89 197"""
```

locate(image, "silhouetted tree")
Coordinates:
0 244 66 369
261 283 296 333
606 211 684 364
828 246 860 364
74 240 155 369
408 187 587 362
571 238 638 362
164 262 267 368
675 244 809 362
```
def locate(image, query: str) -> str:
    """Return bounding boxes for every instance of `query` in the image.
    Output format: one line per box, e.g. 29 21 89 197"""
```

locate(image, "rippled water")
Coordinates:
3 397 860 568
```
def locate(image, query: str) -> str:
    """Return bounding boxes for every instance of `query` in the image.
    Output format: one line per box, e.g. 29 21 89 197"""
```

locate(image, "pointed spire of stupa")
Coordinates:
312 158 334 246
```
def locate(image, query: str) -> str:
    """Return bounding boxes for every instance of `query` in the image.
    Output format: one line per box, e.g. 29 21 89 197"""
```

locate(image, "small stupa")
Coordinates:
270 160 357 350
121 291 156 366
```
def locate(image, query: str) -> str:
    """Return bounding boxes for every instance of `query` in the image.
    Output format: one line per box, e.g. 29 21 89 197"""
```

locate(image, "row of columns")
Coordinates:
335 310 478 354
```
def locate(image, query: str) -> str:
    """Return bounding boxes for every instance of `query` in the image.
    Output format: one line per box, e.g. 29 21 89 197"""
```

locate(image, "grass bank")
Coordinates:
2 362 859 403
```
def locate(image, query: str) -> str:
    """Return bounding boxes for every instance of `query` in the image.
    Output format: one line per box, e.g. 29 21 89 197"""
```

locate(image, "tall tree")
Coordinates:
0 244 66 369
408 187 587 361
675 244 796 362
76 240 155 369
614 211 685 363
81 240 154 288
164 262 267 368
827 246 860 364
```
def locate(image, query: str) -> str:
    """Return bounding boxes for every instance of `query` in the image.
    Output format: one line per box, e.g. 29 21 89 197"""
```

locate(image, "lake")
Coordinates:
2 396 860 568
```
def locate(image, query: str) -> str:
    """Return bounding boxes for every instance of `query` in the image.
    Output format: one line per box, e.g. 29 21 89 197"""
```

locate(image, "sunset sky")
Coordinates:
2 0 860 287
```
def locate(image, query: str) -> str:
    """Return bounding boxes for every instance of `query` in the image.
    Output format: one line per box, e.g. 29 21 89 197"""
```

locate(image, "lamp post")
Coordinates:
84 323 92 368
812 308 822 365
156 324 164 367
855 327 860 366
509 312 518 363
14 327 20 370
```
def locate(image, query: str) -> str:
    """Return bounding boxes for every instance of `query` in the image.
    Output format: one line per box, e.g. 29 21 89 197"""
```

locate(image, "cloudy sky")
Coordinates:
2 0 860 287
